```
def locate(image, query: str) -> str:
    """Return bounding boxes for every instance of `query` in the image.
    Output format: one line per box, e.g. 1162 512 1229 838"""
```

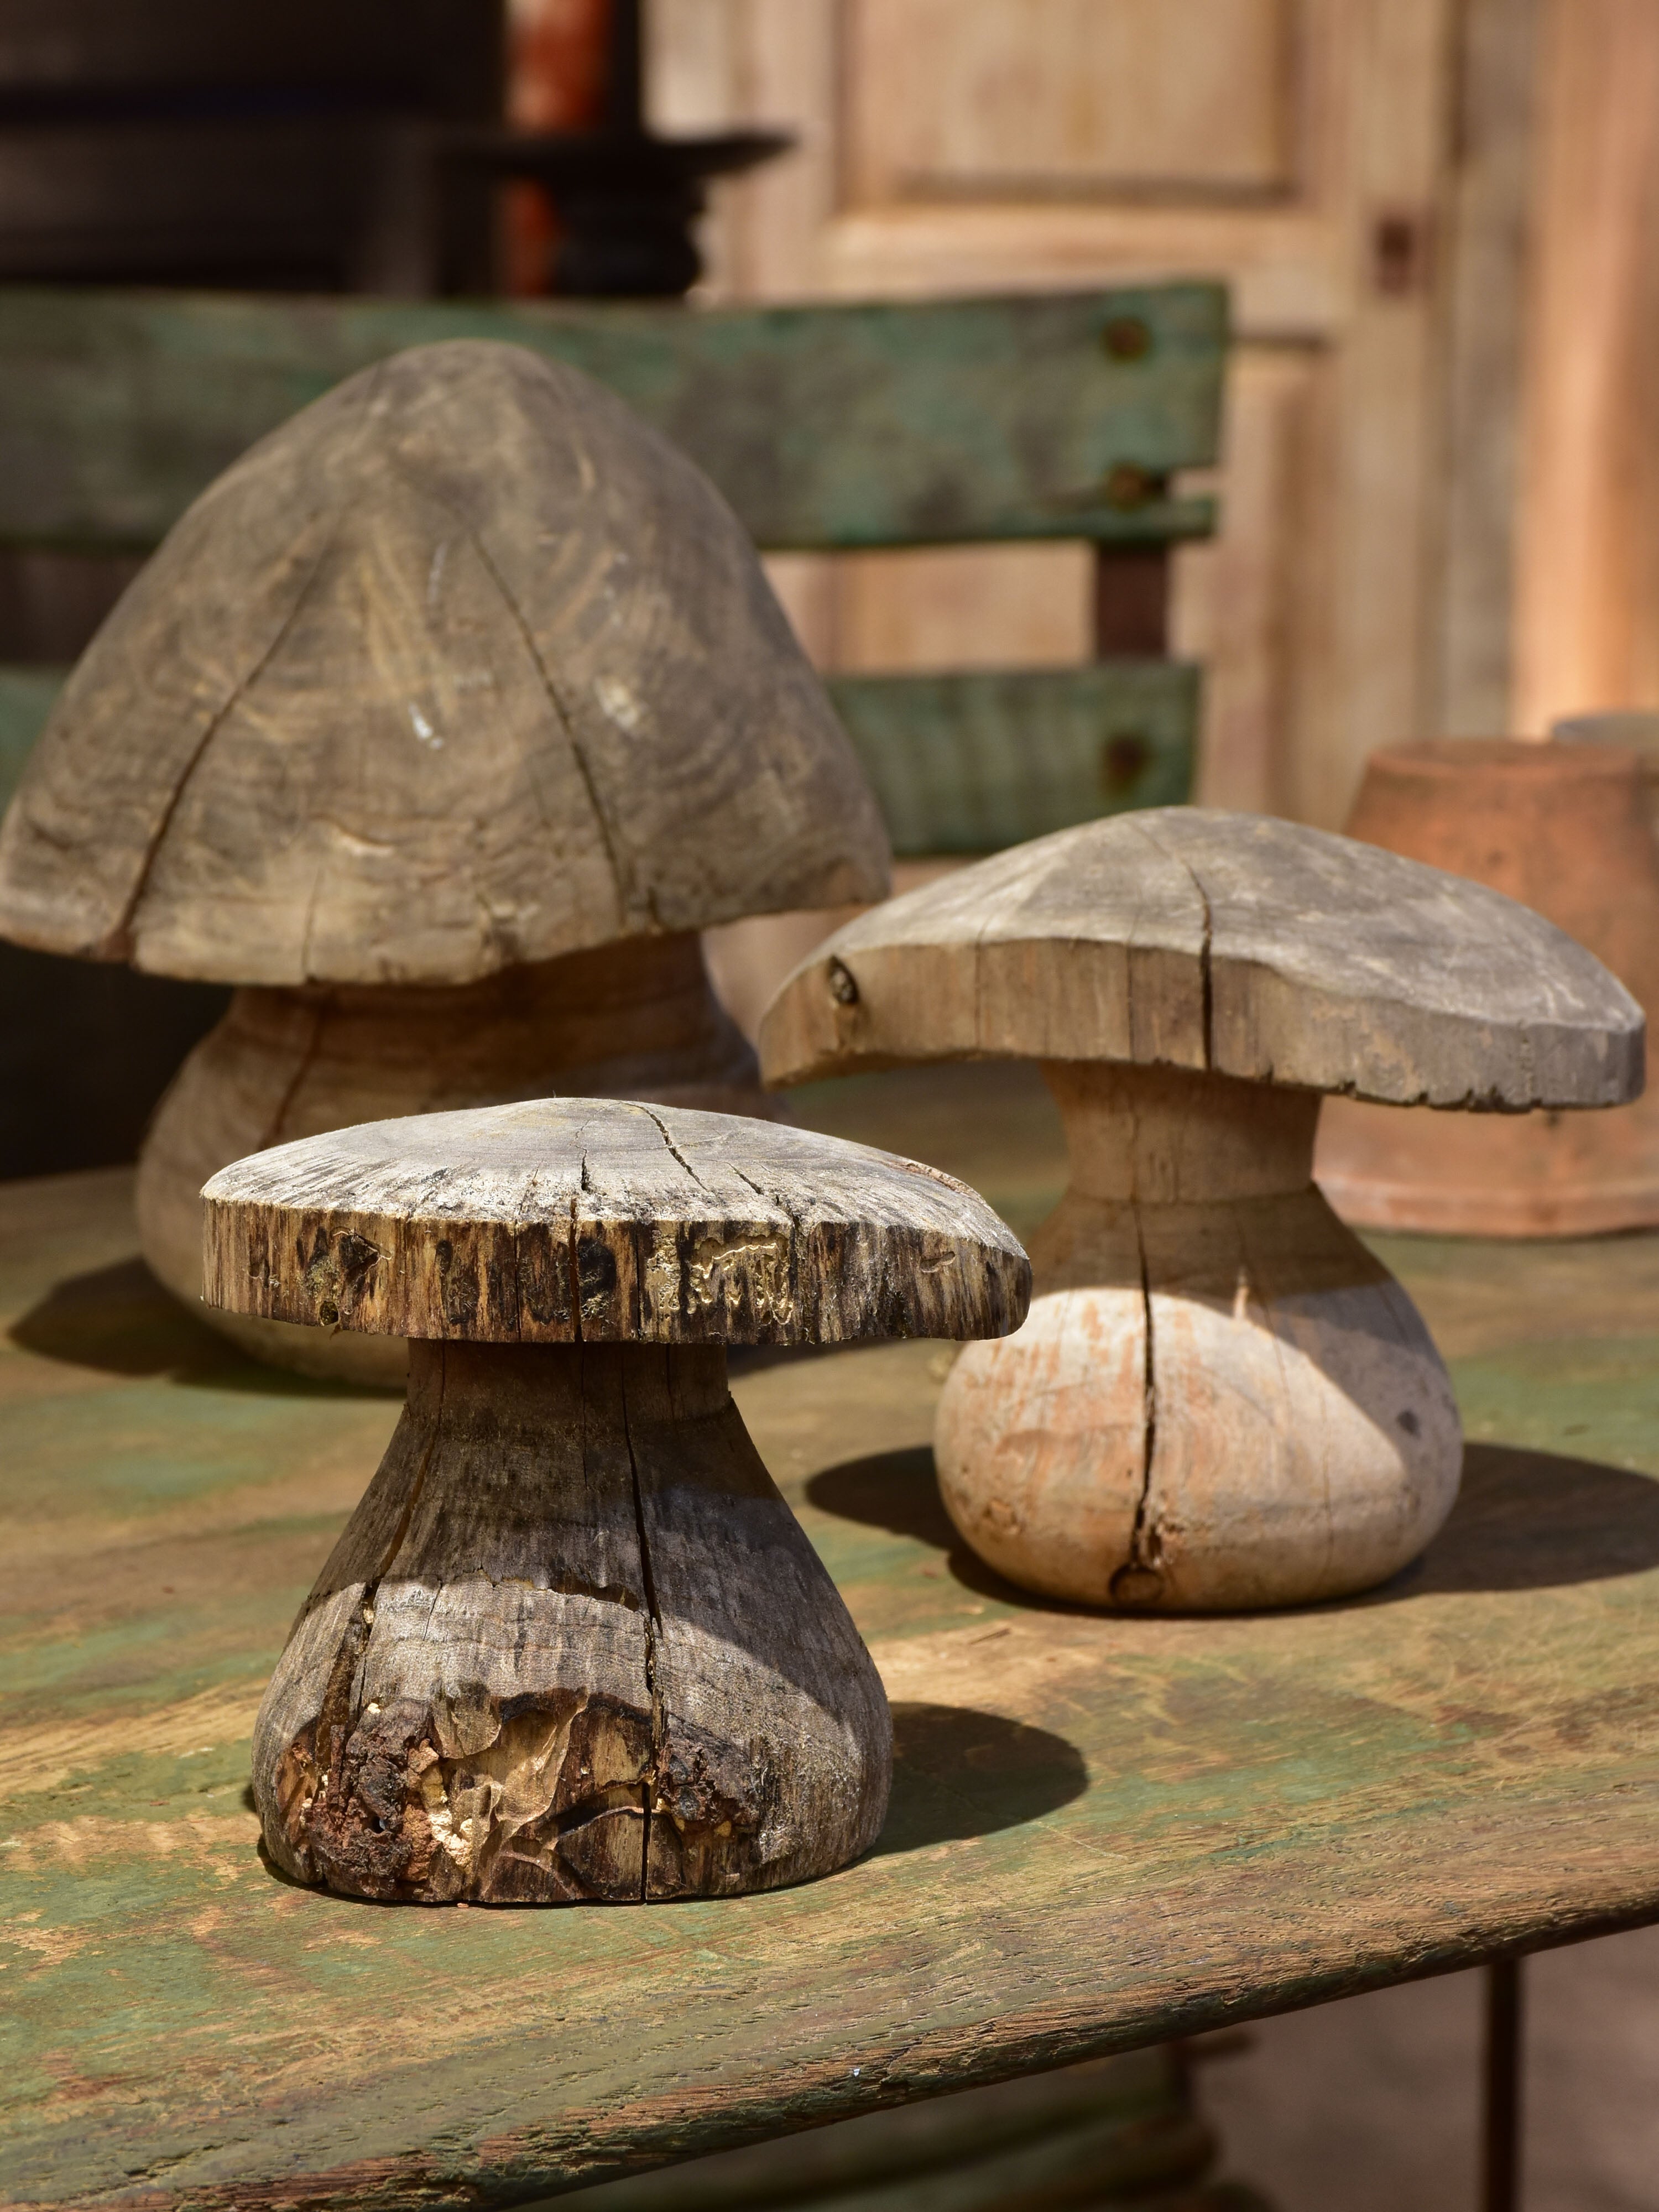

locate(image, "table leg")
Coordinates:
1483 1957 1524 2212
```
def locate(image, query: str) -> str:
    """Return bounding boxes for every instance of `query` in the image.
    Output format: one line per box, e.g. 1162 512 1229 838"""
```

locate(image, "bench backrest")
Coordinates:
0 281 1225 1178
0 281 1225 853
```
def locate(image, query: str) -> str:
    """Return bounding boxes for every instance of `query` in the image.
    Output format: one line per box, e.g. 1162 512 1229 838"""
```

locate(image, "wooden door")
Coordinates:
650 0 1459 829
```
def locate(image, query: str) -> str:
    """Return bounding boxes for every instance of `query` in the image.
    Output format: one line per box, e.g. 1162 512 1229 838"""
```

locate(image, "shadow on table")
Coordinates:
8 1255 384 1397
875 1702 1089 1856
1366 1440 1659 1599
806 1446 1076 1610
811 1442 1659 1606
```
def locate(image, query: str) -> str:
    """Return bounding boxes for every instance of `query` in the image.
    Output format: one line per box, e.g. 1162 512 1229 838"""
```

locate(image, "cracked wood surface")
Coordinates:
758 809 1645 1108
0 341 889 984
933 1063 1463 1612
254 1340 891 1905
7 1166 1659 2208
138 933 778 1385
201 1097 1031 1348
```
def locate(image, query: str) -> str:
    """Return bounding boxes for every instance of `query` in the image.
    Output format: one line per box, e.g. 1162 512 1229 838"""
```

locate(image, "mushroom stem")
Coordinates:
935 1060 1463 1611
137 932 770 1381
1041 1060 1319 1209
254 1338 891 1904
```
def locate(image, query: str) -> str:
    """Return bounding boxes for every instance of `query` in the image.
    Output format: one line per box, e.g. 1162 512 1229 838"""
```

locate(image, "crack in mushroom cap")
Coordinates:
202 1096 1030 1346
0 341 890 985
759 808 1645 1112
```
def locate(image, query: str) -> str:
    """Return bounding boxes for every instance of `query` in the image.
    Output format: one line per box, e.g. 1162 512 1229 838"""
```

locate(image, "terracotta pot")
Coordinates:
1314 738 1659 1235
1553 710 1659 841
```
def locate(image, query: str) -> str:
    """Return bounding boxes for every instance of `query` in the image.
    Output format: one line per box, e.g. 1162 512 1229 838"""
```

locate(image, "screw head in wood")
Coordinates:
1102 316 1152 361
1102 463 1157 511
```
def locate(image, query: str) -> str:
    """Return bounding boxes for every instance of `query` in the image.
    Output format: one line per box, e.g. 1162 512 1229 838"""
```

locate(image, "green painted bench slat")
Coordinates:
0 667 62 812
828 663 1198 855
0 283 1224 555
0 665 1199 854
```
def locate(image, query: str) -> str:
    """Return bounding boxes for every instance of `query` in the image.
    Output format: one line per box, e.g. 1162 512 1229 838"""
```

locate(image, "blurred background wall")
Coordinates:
9 0 1658 825
589 0 1659 827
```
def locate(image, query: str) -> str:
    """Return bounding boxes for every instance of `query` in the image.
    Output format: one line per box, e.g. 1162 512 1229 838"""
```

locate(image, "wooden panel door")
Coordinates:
651 0 1460 829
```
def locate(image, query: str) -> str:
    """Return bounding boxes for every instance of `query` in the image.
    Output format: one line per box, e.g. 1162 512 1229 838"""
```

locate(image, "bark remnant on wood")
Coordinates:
204 1096 1031 1348
255 1342 891 1903
218 1097 1026 1900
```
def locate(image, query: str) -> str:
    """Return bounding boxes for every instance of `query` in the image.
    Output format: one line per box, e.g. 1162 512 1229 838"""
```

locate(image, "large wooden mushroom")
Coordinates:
760 810 1643 1611
0 341 888 1379
205 1097 1029 1903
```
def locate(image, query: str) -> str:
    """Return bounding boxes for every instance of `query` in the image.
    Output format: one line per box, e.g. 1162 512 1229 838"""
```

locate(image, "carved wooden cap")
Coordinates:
760 808 1645 1110
202 1097 1030 1345
0 341 890 986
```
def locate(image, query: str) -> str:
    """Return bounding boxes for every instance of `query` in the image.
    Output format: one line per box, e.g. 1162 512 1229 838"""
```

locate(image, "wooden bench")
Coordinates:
0 280 1225 1173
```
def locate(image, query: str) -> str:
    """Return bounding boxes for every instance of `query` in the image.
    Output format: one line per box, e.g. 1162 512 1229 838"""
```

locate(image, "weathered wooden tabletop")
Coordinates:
4 1108 1659 2210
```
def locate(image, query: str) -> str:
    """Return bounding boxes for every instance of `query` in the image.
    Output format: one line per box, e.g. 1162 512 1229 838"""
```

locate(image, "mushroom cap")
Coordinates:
0 341 890 985
760 808 1645 1110
202 1096 1030 1345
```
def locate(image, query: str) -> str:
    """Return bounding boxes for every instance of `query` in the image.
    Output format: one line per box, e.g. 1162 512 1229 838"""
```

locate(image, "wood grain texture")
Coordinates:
6 1168 1659 2206
0 656 1204 865
935 1063 1462 1610
202 1097 1031 1348
1514 0 1659 735
137 935 776 1384
255 1340 890 1905
0 283 1224 556
759 808 1645 1108
0 340 890 982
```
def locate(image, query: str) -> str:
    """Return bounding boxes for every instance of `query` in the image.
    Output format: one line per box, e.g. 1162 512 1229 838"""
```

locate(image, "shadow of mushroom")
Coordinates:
1359 1441 1659 1600
810 1441 1659 1611
806 1447 1095 1612
8 1256 394 1396
873 1703 1089 1856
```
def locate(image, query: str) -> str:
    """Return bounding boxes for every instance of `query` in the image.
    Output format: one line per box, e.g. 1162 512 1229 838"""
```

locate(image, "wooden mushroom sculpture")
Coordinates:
204 1097 1029 1903
760 810 1644 1611
0 341 888 1380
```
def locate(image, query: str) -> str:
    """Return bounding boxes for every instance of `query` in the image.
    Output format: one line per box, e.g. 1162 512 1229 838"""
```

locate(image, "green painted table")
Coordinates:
4 1145 1659 2211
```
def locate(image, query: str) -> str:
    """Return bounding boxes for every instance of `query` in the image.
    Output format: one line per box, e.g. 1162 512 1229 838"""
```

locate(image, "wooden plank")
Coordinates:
0 283 1223 555
846 0 1295 202
1513 0 1659 733
562 2044 1211 2209
826 663 1197 853
4 1165 1659 2207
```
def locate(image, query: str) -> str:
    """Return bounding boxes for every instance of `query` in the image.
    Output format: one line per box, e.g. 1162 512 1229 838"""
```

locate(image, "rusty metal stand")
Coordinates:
1483 1958 1524 2212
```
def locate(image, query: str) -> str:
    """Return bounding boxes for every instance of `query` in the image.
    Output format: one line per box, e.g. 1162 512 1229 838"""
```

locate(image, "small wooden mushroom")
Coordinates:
205 1097 1029 1903
0 341 888 1380
760 810 1643 1611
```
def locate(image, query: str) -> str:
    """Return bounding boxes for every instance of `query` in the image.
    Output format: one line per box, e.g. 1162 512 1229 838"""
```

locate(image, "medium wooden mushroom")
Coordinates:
760 810 1643 1611
0 340 888 1380
204 1096 1029 1903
